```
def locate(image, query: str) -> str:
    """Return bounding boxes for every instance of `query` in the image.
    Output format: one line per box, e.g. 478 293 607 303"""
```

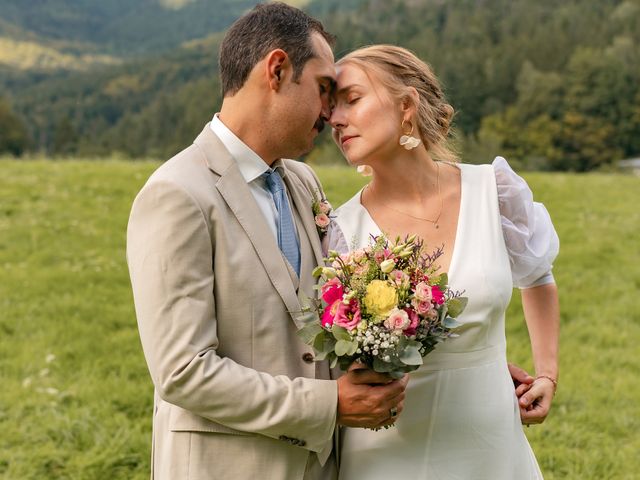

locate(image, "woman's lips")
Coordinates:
341 135 357 146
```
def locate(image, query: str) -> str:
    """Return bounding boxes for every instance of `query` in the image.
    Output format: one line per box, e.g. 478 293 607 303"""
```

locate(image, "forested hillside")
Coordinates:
1 0 639 171
0 0 257 56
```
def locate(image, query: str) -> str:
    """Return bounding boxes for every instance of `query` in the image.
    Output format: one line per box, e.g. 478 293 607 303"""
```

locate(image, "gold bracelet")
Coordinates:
534 375 558 393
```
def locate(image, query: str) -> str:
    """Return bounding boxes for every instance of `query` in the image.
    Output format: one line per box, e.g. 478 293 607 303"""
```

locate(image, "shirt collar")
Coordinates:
210 114 274 183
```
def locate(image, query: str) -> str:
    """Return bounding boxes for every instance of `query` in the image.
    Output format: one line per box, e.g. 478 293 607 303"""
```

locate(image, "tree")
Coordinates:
0 98 30 156
51 116 78 156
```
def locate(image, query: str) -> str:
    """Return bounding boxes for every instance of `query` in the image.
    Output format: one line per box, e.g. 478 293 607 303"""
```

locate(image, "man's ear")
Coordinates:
265 49 290 91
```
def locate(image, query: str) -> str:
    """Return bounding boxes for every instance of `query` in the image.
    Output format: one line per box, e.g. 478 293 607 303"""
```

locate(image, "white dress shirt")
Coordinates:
211 114 297 243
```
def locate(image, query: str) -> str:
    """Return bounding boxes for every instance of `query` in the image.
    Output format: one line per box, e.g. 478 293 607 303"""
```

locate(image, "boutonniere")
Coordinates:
311 193 333 238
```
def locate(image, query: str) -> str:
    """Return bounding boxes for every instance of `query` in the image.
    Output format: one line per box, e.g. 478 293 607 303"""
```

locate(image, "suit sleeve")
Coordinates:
126 179 337 452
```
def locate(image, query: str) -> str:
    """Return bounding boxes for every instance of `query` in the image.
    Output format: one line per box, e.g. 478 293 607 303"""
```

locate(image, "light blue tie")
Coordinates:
263 168 301 276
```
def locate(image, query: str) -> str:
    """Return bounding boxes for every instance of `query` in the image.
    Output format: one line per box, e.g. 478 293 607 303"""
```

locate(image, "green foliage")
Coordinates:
2 0 640 168
0 161 638 478
0 0 257 56
0 98 30 155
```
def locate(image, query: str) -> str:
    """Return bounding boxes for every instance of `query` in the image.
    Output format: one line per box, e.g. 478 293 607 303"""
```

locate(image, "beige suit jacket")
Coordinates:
127 124 338 479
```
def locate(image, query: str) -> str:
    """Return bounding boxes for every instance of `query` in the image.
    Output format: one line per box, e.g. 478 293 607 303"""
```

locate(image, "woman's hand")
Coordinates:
519 376 556 425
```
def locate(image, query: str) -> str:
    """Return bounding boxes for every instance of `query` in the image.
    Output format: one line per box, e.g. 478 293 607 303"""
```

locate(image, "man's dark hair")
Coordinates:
219 2 335 97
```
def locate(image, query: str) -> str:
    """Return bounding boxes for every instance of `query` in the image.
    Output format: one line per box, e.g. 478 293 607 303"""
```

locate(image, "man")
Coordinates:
126 3 407 479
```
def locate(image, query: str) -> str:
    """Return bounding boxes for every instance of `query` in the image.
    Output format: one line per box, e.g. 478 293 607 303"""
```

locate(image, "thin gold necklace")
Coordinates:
366 162 443 229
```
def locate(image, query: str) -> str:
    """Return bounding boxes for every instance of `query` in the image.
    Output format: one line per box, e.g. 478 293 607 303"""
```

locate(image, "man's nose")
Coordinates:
320 96 332 121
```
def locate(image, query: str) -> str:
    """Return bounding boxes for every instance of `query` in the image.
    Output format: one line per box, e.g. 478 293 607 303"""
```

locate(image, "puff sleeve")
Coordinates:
493 156 559 288
322 220 350 256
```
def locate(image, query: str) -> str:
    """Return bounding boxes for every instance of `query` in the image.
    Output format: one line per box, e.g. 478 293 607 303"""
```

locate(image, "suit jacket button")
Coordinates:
302 352 314 363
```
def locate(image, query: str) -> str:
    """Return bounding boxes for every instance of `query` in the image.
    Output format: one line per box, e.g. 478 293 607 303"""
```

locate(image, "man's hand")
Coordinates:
508 363 555 425
336 365 408 429
508 362 534 397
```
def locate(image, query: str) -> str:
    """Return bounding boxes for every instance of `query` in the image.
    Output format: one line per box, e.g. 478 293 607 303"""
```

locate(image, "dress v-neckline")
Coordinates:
354 163 466 282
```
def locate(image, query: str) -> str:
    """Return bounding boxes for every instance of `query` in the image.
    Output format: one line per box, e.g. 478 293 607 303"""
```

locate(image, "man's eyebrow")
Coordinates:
320 76 337 91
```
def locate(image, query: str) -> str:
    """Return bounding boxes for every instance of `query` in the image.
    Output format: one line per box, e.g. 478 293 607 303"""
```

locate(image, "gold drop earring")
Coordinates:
399 119 421 150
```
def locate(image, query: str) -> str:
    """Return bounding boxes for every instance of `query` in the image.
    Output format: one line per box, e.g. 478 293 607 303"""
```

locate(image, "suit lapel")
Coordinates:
194 125 308 329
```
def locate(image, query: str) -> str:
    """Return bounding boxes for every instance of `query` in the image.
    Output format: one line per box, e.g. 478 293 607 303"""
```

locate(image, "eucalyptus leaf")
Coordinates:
443 316 461 329
297 322 323 344
373 356 394 372
330 355 338 369
439 304 448 322
446 297 468 318
331 325 352 341
335 339 353 356
399 345 423 365
315 350 329 361
313 332 335 354
437 273 448 288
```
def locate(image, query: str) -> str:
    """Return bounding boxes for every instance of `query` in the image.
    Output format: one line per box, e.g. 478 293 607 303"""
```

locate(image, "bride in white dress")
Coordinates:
326 45 560 479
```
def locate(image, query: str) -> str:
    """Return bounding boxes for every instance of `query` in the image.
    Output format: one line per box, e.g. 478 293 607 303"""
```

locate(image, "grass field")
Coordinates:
1 159 638 479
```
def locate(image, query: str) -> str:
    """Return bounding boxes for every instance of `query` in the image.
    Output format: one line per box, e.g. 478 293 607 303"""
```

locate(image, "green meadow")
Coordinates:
0 159 638 479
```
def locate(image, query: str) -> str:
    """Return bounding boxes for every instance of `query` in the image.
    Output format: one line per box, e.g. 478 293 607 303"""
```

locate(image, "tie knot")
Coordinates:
263 169 285 195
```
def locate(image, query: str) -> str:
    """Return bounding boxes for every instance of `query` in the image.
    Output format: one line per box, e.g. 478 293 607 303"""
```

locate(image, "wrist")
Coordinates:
533 374 558 394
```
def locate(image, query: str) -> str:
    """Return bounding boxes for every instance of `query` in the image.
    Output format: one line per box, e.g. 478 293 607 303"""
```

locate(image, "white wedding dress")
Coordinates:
328 157 559 480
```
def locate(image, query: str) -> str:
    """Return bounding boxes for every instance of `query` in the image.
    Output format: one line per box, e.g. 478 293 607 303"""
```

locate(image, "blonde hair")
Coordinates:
337 45 458 163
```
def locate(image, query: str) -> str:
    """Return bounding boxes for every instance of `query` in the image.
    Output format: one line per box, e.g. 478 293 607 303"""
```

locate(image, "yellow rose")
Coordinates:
363 280 398 318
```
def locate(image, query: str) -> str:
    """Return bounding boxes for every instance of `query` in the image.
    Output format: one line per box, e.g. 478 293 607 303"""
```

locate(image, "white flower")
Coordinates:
380 259 396 274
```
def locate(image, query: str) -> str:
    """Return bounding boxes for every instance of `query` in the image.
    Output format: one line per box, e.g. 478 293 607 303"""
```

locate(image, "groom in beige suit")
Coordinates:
127 3 407 479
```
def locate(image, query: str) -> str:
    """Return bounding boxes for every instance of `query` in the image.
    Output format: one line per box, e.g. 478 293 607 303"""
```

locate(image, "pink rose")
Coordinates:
412 298 433 315
384 308 410 331
431 285 445 305
334 299 361 330
318 200 332 214
403 307 420 335
414 282 432 302
315 213 330 229
321 277 344 304
321 300 341 327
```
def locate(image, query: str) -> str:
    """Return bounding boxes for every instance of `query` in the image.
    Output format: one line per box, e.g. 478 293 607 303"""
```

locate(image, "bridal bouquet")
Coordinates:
299 234 467 378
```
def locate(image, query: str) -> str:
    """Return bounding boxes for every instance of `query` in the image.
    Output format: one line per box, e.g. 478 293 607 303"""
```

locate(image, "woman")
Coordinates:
326 45 560 479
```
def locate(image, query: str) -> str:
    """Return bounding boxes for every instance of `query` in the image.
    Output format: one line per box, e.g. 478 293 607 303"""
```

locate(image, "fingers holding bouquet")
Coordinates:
337 369 408 428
